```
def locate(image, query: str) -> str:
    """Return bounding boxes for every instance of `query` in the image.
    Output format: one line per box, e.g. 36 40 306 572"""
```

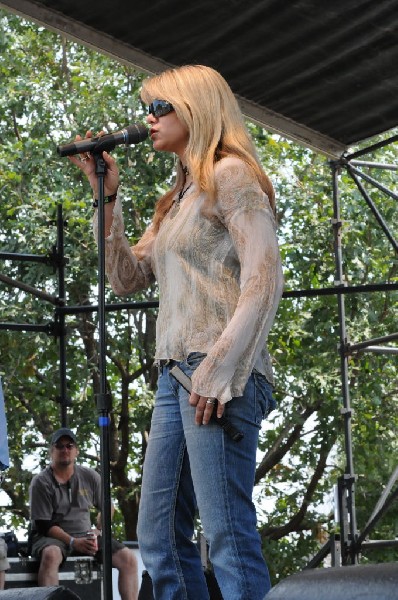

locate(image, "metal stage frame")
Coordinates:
1 134 398 587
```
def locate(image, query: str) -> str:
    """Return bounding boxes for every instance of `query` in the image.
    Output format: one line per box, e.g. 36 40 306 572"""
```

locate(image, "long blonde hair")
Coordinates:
140 64 275 233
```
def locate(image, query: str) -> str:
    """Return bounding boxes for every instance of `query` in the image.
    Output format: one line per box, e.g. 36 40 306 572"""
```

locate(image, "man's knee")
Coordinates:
112 547 137 572
40 545 63 567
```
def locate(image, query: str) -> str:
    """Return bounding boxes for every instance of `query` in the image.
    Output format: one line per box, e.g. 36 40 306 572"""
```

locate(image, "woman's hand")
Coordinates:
189 392 225 425
67 130 120 197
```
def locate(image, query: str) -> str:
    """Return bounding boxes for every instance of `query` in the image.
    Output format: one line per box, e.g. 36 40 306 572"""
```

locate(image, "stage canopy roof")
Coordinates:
1 0 398 157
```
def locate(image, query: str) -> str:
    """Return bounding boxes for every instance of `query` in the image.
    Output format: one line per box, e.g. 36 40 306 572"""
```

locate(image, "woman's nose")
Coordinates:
147 113 157 124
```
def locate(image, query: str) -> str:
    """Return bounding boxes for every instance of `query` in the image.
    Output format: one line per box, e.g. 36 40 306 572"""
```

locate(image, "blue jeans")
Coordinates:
137 353 274 600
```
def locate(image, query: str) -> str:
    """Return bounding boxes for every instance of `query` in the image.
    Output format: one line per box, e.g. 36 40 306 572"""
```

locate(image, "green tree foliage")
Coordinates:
0 9 397 581
0 11 170 539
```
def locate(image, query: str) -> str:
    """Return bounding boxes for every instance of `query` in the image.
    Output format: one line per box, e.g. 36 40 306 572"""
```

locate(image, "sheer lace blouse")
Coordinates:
94 156 284 404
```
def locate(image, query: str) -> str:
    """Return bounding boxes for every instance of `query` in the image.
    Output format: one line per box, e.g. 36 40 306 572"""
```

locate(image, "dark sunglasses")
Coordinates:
148 99 174 118
54 442 75 450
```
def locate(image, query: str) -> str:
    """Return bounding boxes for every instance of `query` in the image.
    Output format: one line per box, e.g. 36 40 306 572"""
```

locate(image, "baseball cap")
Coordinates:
50 428 77 445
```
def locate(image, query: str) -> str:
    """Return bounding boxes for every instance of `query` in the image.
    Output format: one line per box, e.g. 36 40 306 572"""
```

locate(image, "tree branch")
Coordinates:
255 397 323 484
260 430 337 541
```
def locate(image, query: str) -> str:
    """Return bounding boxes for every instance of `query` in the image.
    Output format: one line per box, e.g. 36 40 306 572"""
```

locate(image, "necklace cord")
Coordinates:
178 181 193 202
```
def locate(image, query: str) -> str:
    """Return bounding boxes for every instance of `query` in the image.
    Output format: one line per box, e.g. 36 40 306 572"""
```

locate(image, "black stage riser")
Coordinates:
0 587 81 599
267 563 398 600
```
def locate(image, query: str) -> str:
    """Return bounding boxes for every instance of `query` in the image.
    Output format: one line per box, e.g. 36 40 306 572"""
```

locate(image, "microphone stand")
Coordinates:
93 151 113 600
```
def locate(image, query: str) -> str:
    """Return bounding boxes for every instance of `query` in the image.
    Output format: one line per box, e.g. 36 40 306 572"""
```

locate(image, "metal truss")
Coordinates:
306 133 398 567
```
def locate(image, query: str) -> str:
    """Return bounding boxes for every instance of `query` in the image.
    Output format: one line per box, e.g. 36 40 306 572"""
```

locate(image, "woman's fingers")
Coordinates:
67 132 120 197
190 392 218 425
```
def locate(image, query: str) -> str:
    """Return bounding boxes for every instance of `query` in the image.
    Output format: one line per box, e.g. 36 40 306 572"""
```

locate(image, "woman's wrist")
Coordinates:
92 191 117 208
69 536 74 550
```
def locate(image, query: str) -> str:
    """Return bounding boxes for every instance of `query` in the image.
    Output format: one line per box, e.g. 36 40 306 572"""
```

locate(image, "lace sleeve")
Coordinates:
191 158 284 403
93 193 156 296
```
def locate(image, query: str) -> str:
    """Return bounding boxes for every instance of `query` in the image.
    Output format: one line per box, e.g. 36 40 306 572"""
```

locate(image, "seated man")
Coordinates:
0 536 10 590
29 428 138 600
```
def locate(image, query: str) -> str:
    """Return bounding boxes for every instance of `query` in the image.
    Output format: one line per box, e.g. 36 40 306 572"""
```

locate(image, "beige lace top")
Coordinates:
94 156 284 404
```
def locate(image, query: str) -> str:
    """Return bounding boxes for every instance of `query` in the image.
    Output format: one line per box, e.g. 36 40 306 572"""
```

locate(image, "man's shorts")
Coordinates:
0 538 10 571
31 533 125 562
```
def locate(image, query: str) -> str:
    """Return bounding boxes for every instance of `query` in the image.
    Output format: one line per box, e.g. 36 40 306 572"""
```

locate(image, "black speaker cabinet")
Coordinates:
0 586 81 598
267 562 398 600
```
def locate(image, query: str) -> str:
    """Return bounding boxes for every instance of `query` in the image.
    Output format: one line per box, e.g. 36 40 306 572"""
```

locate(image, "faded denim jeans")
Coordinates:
137 352 274 599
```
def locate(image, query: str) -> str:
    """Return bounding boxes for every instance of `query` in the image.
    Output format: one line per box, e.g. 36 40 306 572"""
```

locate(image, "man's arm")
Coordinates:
91 467 115 531
30 473 54 523
95 503 115 531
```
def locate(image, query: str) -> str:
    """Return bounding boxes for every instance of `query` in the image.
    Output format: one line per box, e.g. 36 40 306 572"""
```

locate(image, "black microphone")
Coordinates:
56 123 148 157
